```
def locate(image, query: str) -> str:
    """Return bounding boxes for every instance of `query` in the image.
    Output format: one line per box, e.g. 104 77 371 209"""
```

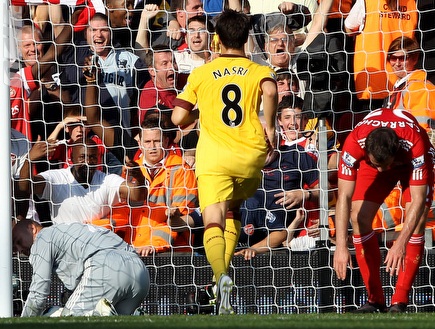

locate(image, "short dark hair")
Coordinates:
187 15 215 33
215 9 250 49
144 44 173 68
170 0 187 11
277 94 304 117
140 111 177 143
89 13 109 25
365 127 399 163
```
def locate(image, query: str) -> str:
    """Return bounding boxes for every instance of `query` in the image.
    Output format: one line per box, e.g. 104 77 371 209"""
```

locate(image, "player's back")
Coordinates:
352 108 429 144
341 108 433 174
188 55 276 178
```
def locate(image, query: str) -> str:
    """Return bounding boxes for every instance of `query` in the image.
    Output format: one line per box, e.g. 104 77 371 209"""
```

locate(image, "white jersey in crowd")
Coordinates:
23 223 140 316
11 128 30 178
37 168 125 224
11 128 39 220
94 48 144 130
174 51 206 74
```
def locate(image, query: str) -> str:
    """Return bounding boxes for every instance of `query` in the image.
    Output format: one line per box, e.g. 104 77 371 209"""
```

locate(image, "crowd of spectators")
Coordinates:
8 0 435 259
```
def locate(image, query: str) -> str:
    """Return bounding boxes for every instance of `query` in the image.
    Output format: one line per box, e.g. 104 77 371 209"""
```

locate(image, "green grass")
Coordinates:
2 313 435 329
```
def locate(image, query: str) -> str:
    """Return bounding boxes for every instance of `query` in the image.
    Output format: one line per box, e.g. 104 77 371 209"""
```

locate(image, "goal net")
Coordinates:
8 0 435 316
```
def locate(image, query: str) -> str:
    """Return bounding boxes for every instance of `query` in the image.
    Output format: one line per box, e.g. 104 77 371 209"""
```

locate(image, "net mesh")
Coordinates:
8 1 435 316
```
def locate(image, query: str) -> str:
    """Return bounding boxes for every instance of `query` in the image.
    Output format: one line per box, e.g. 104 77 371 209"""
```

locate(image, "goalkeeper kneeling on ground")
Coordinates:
12 220 150 317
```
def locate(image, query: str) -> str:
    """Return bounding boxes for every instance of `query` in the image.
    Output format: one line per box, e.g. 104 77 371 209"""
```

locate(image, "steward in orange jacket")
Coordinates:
131 150 198 251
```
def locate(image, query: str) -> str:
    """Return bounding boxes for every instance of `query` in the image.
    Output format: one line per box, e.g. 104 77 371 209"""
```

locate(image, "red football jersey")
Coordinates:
338 108 434 187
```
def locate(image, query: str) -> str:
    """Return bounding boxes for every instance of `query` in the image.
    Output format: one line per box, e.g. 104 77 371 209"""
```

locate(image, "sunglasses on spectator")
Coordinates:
388 54 406 62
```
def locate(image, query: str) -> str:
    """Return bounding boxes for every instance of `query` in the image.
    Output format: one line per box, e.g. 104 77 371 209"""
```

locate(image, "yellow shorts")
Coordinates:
197 174 261 212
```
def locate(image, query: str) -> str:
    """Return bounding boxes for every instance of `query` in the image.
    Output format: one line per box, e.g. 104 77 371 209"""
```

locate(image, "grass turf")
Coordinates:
2 313 435 329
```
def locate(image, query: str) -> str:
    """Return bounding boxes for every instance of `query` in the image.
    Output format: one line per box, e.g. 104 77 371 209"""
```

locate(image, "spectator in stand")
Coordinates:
173 15 214 165
60 13 149 139
278 94 339 188
150 0 204 50
384 36 435 134
47 114 100 168
172 9 278 315
11 129 56 222
333 108 434 313
276 68 300 101
13 220 150 316
344 0 418 112
138 44 185 123
47 110 123 175
249 1 317 48
174 15 214 74
105 0 135 48
17 138 147 225
128 116 199 256
83 65 199 256
234 109 320 260
11 9 82 143
253 22 295 70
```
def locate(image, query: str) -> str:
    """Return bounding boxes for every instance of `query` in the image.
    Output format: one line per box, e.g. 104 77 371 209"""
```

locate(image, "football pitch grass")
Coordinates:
2 313 435 329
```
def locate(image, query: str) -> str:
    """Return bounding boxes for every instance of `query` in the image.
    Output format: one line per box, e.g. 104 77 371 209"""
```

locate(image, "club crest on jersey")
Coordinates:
10 87 16 98
411 155 425 168
243 224 254 236
265 210 276 224
118 59 128 70
342 151 356 167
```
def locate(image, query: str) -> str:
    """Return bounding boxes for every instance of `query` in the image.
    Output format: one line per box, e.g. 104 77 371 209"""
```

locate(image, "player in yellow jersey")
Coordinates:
172 9 277 315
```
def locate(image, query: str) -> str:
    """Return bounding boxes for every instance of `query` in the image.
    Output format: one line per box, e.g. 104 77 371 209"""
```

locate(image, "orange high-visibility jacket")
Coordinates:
92 152 198 251
389 69 435 132
353 0 417 100
132 151 198 250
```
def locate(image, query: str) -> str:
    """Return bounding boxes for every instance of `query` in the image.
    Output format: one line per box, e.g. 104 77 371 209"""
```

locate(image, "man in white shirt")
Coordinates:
174 15 214 74
19 138 147 225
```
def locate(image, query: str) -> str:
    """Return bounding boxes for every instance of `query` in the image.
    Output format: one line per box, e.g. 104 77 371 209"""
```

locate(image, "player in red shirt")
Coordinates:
333 108 434 313
11 8 84 141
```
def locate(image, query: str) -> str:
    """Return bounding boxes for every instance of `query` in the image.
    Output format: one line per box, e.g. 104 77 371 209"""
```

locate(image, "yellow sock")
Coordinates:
224 218 241 273
203 226 226 281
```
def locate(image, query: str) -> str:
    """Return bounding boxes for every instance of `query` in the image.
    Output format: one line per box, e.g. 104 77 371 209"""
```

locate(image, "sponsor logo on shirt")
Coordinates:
342 151 356 167
411 155 425 169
